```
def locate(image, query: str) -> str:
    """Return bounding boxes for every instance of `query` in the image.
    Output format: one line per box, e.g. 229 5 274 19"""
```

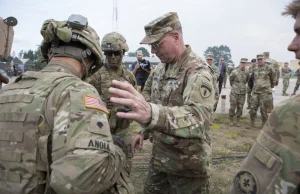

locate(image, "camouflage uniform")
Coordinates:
264 52 280 86
281 66 291 95
247 65 255 109
206 53 220 112
264 53 279 112
0 16 126 194
292 68 300 95
140 13 215 194
223 64 228 88
249 54 275 128
231 94 300 194
229 58 249 126
231 3 300 193
86 32 136 194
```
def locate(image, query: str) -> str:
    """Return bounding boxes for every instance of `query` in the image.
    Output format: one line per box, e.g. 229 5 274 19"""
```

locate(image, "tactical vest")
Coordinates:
99 65 133 132
100 65 133 110
0 70 77 194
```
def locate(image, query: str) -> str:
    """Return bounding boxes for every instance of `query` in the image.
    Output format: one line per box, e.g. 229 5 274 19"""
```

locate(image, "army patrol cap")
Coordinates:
257 54 264 59
205 53 214 60
263 52 270 57
140 12 181 44
240 58 247 63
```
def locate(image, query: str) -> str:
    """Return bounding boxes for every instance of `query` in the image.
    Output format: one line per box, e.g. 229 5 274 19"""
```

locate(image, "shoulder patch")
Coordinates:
84 95 110 114
233 170 258 194
200 82 212 98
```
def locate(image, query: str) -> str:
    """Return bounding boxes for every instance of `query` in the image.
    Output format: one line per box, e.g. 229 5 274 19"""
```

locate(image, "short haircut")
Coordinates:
282 0 300 18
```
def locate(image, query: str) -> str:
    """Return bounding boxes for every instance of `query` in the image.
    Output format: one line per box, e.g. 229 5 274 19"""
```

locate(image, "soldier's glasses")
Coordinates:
149 34 172 49
104 51 122 56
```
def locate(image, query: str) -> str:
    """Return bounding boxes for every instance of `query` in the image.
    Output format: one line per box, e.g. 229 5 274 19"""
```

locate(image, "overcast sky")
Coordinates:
0 0 297 64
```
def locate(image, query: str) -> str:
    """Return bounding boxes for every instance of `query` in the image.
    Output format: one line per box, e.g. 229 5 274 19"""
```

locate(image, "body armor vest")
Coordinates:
0 70 76 194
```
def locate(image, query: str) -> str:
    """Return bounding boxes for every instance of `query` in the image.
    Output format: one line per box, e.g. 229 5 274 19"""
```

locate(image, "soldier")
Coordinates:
231 1 300 193
86 32 136 194
292 63 300 95
249 54 274 129
264 51 280 87
228 58 249 127
109 12 215 194
223 62 229 88
0 15 127 194
246 58 256 109
206 53 220 112
281 62 292 96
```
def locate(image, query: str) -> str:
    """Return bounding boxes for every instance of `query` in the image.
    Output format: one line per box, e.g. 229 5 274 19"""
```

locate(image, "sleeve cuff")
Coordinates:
141 103 164 131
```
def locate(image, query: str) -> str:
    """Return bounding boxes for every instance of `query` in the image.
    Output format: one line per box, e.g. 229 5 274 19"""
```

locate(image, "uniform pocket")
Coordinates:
231 141 283 194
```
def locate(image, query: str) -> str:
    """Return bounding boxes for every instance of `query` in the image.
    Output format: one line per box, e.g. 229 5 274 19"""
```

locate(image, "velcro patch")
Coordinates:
84 95 109 114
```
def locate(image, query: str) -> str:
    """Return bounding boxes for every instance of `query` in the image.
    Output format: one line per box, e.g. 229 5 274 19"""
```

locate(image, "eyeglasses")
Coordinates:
220 60 224 61
149 34 172 49
257 59 262 61
104 51 122 56
207 59 213 61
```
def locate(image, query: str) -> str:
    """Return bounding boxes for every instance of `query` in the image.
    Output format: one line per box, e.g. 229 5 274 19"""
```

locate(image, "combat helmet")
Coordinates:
40 14 104 77
101 32 129 53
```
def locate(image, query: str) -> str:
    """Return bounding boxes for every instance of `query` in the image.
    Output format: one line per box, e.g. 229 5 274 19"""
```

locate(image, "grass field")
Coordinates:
130 114 261 194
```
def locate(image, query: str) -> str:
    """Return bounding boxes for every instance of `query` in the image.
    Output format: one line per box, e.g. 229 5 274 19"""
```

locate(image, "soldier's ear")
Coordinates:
172 32 180 44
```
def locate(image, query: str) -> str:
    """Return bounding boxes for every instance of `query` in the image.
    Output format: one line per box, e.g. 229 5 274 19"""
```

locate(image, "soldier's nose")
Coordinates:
288 42 299 52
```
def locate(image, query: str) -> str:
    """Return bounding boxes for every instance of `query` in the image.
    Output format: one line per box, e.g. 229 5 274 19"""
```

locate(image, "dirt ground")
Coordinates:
130 114 262 194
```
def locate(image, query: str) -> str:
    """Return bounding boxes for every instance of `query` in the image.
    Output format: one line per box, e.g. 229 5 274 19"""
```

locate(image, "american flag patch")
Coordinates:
84 95 109 114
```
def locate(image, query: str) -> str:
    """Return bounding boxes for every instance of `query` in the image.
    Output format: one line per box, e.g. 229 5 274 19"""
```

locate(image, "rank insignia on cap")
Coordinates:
233 170 258 194
84 95 109 114
107 43 111 48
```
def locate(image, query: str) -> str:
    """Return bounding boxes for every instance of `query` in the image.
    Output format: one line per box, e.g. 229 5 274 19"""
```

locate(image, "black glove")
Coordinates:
112 135 128 156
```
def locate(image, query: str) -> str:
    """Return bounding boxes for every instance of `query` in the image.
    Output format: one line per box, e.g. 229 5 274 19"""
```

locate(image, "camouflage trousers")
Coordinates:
249 92 273 122
293 82 300 93
247 86 252 107
229 92 246 117
105 127 135 194
144 158 210 194
282 78 290 94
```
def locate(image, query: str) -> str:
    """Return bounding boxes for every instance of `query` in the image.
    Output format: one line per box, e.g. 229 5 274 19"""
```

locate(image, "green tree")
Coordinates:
127 52 136 57
22 48 47 71
204 45 232 64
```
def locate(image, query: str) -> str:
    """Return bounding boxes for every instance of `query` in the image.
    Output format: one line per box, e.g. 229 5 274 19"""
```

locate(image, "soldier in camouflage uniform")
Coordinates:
249 54 275 129
223 63 229 88
86 32 136 194
228 58 249 127
247 58 257 109
292 64 300 95
109 12 215 194
206 53 220 112
231 1 300 193
264 51 280 87
281 62 292 96
0 15 127 194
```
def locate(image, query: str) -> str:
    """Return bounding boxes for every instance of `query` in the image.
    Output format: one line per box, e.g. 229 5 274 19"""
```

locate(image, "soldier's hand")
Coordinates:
109 80 152 124
131 134 144 153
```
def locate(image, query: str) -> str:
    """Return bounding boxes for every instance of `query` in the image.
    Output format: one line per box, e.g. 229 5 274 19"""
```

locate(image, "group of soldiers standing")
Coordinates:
205 51 300 129
1 0 300 192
